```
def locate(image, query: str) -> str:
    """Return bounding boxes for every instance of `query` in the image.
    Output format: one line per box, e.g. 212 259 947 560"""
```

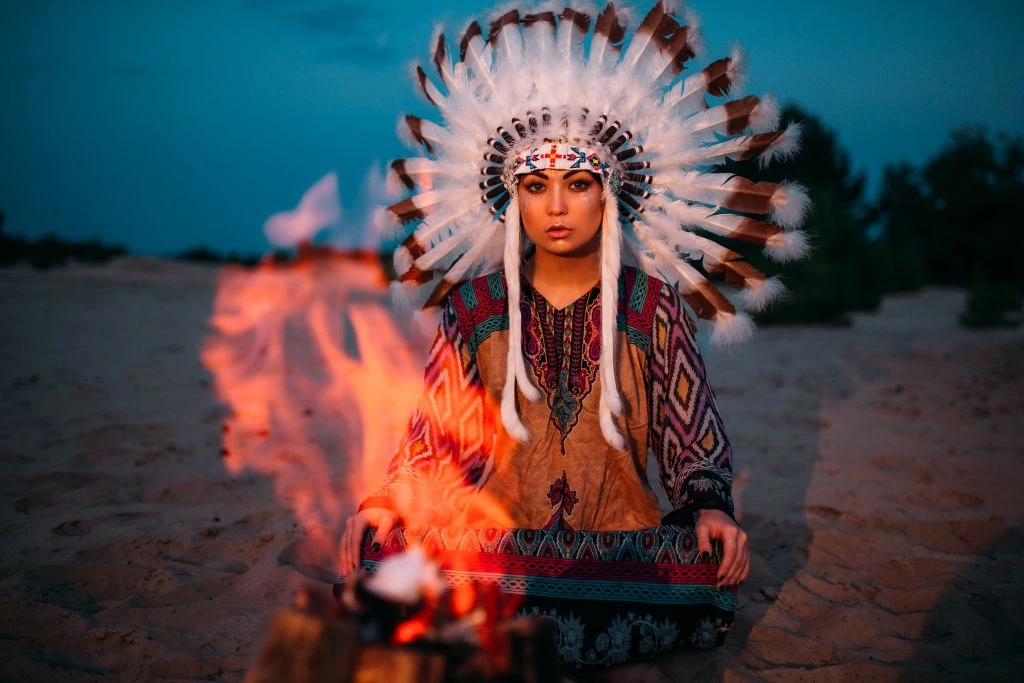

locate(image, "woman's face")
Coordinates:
517 169 604 258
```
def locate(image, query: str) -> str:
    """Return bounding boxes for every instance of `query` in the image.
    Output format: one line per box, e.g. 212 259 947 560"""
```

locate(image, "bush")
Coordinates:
959 279 1022 328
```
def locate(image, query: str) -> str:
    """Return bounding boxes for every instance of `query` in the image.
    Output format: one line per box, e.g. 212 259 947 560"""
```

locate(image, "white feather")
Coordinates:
709 310 755 347
738 275 786 311
770 182 811 229
766 228 811 262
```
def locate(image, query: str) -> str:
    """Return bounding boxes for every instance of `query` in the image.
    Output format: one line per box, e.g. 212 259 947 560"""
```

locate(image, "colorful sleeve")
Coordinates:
647 286 735 521
358 299 495 524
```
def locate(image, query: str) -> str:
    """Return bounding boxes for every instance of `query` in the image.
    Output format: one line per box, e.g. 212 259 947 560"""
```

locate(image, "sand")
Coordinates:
0 258 1021 682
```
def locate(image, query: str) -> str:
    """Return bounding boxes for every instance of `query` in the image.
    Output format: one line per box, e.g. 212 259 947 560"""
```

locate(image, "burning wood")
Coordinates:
248 545 559 683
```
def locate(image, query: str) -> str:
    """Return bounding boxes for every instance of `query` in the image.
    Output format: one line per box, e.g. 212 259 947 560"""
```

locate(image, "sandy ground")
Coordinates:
0 258 1021 682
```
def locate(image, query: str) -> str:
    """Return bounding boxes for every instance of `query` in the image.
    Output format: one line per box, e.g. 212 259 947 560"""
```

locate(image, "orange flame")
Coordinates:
200 245 428 556
201 234 522 648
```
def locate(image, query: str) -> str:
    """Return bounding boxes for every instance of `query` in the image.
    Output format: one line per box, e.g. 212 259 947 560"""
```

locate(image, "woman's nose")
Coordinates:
546 186 567 215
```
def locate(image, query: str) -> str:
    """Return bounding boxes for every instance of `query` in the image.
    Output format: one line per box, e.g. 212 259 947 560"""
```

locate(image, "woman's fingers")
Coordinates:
371 513 396 548
695 515 713 558
723 531 749 587
717 530 738 588
350 515 369 572
339 517 351 573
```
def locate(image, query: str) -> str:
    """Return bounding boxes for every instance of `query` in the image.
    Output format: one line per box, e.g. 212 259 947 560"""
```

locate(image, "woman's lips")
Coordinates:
546 226 571 239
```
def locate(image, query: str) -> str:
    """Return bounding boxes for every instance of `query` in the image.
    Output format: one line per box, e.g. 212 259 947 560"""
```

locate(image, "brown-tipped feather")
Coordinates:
701 248 743 275
523 11 555 29
661 26 696 76
401 234 426 260
717 216 782 244
595 3 626 51
721 259 764 287
386 197 427 224
633 2 668 50
488 10 520 46
424 278 459 308
405 115 434 153
432 33 448 83
400 266 434 285
391 159 415 190
683 282 735 320
738 131 786 160
560 7 591 35
719 177 780 215
722 96 761 134
459 21 483 61
702 57 734 97
415 66 437 107
622 160 651 171
655 11 681 41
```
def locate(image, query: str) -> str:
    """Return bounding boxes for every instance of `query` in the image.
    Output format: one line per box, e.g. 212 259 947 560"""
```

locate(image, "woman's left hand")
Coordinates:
695 508 749 590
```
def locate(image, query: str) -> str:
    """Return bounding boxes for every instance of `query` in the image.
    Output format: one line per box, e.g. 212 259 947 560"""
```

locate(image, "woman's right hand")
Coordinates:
339 507 399 575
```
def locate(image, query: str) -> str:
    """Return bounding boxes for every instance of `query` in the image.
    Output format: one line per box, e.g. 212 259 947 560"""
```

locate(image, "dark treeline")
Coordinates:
728 105 1023 328
0 210 127 270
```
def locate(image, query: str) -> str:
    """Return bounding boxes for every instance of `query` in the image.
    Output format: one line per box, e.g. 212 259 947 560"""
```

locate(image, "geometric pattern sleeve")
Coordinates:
647 285 735 522
358 298 496 525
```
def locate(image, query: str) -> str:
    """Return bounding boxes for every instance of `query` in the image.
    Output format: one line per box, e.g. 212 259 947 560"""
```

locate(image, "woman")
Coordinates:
339 2 809 675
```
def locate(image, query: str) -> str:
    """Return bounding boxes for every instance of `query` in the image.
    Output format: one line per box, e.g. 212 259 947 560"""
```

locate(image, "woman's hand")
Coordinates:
338 508 398 575
695 508 749 589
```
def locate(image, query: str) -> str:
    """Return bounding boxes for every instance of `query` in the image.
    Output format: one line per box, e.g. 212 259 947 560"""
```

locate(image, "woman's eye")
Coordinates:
570 180 591 190
526 182 545 193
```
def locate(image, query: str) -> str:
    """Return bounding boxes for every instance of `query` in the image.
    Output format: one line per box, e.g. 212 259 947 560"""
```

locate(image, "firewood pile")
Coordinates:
246 549 560 683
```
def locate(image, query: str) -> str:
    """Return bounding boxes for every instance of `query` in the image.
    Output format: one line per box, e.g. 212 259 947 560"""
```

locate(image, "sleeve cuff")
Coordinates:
357 496 398 513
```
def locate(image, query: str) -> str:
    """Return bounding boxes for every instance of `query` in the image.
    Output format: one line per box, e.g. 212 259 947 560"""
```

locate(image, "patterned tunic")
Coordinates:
354 266 737 668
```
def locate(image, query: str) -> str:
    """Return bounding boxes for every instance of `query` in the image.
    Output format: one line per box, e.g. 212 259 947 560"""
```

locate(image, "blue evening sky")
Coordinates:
2 0 1023 255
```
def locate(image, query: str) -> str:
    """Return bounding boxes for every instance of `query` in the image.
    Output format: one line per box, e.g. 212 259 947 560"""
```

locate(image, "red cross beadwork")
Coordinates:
546 145 560 166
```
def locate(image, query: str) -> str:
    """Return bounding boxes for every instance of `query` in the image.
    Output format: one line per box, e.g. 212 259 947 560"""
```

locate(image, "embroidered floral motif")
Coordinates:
545 470 578 530
689 615 726 649
526 607 700 668
555 611 586 662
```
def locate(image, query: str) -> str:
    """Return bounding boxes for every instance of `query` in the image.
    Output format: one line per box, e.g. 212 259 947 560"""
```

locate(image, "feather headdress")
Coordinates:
383 1 811 448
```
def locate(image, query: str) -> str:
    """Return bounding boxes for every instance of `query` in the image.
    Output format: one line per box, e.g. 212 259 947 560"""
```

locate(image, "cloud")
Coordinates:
319 33 396 65
294 3 376 35
246 0 378 38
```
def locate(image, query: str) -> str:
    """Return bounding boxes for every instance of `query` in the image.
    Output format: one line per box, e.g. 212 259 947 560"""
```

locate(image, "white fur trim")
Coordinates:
500 196 538 444
598 186 626 450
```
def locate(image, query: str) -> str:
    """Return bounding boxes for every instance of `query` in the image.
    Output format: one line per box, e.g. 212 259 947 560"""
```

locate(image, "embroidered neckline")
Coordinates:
520 273 601 314
521 277 602 454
